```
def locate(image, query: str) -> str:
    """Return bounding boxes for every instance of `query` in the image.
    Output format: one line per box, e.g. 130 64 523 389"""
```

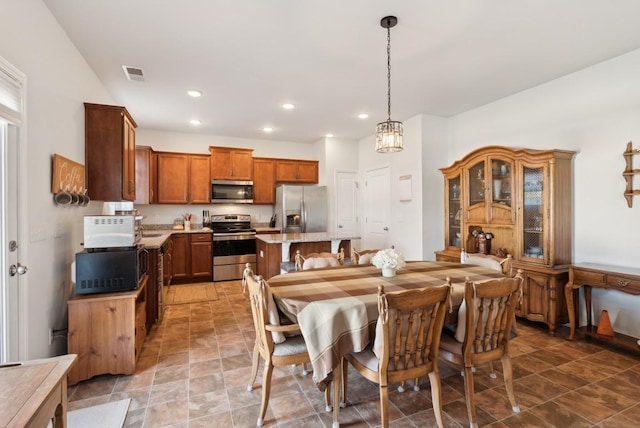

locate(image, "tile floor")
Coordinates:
67 281 640 427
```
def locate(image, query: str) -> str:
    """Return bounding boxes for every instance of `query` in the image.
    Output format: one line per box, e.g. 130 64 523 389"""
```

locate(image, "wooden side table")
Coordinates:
565 263 640 351
0 354 77 427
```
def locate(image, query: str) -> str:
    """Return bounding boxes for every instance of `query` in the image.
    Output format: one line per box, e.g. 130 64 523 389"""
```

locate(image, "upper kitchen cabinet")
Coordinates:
156 152 210 204
253 158 276 204
275 159 319 183
209 146 254 180
189 154 211 203
84 103 137 201
135 146 157 204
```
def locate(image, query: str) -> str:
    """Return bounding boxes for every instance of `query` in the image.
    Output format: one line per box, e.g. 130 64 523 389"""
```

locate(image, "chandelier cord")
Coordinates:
386 23 392 122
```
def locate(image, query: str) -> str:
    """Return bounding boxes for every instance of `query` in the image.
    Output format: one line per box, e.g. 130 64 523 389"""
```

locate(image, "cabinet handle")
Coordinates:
617 279 629 287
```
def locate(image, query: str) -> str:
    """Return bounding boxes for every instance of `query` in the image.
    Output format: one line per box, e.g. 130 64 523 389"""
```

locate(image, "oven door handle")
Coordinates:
213 233 256 241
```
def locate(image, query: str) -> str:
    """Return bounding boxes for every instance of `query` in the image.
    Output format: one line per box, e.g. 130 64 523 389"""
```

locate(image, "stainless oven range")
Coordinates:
211 214 256 281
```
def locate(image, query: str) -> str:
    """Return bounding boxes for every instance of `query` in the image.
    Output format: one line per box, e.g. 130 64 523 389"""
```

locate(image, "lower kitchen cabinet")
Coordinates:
67 276 147 385
191 233 213 279
171 234 189 280
171 232 212 282
146 248 159 328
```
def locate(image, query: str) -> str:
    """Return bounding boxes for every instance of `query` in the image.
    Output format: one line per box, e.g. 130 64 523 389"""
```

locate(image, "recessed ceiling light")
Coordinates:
325 133 334 138
187 90 202 98
190 119 201 125
263 127 273 133
282 103 295 110
358 113 369 119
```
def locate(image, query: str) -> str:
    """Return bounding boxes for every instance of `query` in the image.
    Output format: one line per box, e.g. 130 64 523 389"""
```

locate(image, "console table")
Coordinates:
565 263 640 351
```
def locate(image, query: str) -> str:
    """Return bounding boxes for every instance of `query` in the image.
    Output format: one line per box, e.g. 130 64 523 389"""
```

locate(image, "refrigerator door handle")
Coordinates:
301 200 306 232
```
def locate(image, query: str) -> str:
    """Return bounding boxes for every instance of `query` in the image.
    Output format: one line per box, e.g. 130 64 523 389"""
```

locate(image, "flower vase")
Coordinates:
382 267 396 278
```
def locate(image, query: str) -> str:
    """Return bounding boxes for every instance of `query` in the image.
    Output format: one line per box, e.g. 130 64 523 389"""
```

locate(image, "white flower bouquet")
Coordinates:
371 247 406 270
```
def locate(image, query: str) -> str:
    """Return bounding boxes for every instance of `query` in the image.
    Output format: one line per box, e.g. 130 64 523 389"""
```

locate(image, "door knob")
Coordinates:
338 225 343 228
9 263 28 276
383 227 389 231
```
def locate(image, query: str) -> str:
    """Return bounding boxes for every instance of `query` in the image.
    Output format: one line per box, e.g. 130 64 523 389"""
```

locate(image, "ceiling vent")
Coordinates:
122 65 144 82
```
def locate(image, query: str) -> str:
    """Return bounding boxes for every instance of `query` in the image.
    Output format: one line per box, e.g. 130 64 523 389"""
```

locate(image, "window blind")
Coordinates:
0 60 23 124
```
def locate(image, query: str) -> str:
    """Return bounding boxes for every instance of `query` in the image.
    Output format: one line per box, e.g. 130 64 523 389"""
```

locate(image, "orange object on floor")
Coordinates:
596 310 615 337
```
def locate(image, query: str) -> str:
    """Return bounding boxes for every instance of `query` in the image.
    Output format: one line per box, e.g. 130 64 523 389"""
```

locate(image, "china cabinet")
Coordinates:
436 146 576 334
84 103 137 201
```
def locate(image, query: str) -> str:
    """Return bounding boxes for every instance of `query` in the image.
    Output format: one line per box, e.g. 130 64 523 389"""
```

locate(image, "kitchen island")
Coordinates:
256 232 361 279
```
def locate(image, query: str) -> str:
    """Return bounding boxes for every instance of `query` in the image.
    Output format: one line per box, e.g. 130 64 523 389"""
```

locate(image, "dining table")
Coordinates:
268 260 506 390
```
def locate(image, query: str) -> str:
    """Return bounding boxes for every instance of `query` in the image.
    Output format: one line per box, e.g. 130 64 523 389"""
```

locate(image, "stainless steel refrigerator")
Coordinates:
275 185 327 233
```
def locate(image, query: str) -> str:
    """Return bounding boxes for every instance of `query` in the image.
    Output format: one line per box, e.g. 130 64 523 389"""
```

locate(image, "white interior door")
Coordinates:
0 121 22 362
0 57 25 362
364 166 390 249
334 170 357 234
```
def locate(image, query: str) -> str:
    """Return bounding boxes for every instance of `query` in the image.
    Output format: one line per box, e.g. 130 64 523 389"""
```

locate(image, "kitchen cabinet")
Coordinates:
135 145 156 204
210 146 254 180
436 146 576 334
84 103 137 201
67 275 147 385
164 236 173 286
253 157 276 204
190 233 213 279
190 155 211 203
156 152 211 204
146 248 159 328
170 232 212 282
171 233 189 280
275 159 319 183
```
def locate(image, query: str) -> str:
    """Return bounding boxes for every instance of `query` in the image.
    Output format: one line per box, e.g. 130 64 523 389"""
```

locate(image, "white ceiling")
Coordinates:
43 0 640 143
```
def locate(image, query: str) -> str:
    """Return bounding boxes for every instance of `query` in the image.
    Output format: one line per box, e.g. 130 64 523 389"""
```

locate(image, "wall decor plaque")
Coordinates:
52 153 85 193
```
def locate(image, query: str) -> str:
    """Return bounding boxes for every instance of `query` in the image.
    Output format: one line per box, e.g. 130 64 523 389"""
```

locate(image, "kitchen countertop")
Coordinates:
255 232 361 244
140 227 212 249
255 227 281 234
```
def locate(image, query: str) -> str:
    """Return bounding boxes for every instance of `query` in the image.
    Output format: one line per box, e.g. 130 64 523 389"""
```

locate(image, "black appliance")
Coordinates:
75 246 148 295
211 180 253 204
211 214 256 281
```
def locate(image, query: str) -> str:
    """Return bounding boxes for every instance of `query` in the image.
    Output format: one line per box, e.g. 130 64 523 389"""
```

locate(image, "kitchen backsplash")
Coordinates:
134 203 275 229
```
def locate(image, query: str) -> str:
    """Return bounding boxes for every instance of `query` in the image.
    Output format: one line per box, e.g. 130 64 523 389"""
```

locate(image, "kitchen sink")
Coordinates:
142 233 163 238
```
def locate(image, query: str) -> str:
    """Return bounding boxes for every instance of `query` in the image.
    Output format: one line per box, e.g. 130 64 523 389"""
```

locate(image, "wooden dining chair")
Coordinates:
342 284 452 428
439 272 523 428
243 265 330 426
459 251 518 337
350 248 380 265
294 248 345 270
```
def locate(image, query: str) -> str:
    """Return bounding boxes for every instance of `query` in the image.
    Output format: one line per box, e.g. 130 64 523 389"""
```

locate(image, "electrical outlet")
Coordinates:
48 328 53 345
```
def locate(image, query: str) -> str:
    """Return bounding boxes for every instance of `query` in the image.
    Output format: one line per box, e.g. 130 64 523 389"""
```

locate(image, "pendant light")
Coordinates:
375 15 403 153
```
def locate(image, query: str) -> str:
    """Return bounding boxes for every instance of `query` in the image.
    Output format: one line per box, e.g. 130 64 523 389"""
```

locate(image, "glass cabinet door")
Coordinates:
467 161 485 207
522 166 544 260
491 159 512 207
447 175 462 248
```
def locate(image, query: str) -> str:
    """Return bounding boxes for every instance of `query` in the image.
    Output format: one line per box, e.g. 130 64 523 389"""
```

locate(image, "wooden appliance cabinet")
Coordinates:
275 159 319 183
84 103 137 201
67 276 147 385
436 146 576 334
209 146 254 180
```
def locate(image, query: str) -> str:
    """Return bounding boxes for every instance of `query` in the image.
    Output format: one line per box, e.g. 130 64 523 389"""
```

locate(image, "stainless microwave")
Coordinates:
211 180 253 204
